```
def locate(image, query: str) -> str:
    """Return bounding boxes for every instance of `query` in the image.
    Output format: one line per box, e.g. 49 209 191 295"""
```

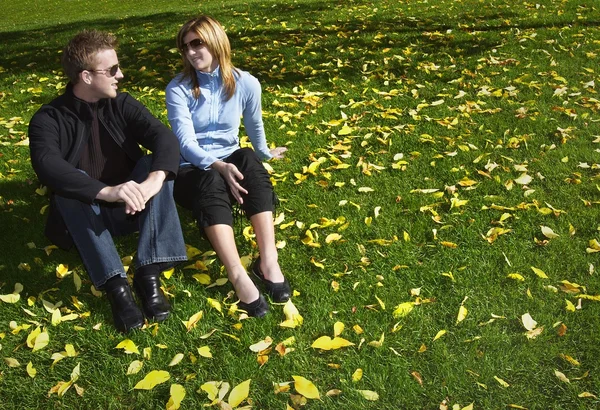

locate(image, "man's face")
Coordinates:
87 48 124 100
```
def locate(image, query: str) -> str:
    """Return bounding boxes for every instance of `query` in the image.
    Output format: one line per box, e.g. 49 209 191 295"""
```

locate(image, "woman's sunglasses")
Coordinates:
181 38 205 52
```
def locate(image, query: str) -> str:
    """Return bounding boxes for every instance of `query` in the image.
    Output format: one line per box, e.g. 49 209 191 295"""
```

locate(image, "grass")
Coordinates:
1 0 600 408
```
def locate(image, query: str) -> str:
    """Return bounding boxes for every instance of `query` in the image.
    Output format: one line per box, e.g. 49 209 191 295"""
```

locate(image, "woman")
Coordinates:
166 16 291 317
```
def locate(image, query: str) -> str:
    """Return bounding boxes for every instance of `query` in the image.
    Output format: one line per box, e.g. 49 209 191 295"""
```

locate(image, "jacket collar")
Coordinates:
61 82 107 119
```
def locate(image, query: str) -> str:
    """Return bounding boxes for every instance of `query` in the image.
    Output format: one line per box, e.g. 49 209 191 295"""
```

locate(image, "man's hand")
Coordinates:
269 146 287 159
96 171 167 214
211 160 248 204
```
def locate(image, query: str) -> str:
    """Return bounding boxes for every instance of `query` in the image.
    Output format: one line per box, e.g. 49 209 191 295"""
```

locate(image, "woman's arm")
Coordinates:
165 80 220 170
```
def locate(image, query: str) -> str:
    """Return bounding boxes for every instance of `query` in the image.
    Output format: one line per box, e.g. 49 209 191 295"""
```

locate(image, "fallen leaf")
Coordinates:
134 370 170 390
166 384 186 410
292 375 320 399
228 379 251 408
357 390 379 401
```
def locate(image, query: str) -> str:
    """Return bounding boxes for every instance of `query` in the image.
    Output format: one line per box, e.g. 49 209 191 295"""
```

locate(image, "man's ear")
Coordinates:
80 70 93 85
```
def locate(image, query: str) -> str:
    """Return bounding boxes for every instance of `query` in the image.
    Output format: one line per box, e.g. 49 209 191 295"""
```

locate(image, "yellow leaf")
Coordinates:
32 329 49 352
4 357 20 367
352 368 363 382
494 376 510 387
249 336 273 353
127 360 144 375
162 268 175 280
392 302 415 318
325 233 342 244
134 370 170 390
197 346 212 358
26 361 36 378
56 264 71 279
207 298 222 314
375 295 386 310
540 226 559 239
368 333 385 348
440 241 458 248
0 293 20 303
530 266 548 279
182 311 203 331
456 305 468 324
26 326 41 348
280 300 303 328
353 324 364 334
433 329 447 341
166 384 186 410
514 173 533 185
292 375 320 399
192 273 211 284
228 379 251 408
333 322 344 337
554 369 570 383
311 336 354 350
578 392 597 399
73 272 82 292
565 299 576 312
168 353 184 366
521 313 537 331
507 273 525 281
357 390 379 401
115 339 140 355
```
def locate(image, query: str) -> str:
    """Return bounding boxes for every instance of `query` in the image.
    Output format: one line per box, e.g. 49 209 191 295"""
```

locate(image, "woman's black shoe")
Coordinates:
133 267 171 322
105 284 144 333
237 294 269 317
252 258 291 303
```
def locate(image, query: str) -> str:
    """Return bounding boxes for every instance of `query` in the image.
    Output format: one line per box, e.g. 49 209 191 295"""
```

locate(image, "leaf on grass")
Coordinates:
392 302 415 318
554 370 570 383
168 353 184 366
197 346 212 358
26 361 36 378
357 390 379 401
456 304 468 325
352 368 363 382
115 339 139 354
56 264 71 279
228 379 251 408
333 322 344 337
280 300 303 328
134 370 170 390
494 376 510 387
433 330 447 341
325 233 342 244
182 311 203 331
207 298 222 314
127 360 143 375
4 357 20 367
530 267 548 279
521 313 537 331
311 336 355 350
292 376 320 399
540 226 559 239
578 392 597 399
514 173 532 185
249 336 273 353
166 384 186 410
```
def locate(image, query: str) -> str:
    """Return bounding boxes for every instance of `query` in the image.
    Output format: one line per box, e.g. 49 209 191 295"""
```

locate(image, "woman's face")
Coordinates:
182 31 217 73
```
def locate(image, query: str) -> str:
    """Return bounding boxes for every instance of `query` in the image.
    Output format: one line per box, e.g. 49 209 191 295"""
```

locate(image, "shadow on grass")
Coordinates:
2 5 598 94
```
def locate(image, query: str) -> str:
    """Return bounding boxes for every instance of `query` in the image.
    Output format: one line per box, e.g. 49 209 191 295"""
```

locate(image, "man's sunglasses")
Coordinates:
88 64 120 77
181 38 205 52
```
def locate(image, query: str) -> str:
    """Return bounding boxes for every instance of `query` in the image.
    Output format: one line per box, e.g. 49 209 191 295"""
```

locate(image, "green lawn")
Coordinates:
1 0 600 408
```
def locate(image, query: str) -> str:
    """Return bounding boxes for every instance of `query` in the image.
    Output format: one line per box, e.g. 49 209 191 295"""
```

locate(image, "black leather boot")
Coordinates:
105 280 144 333
133 264 171 322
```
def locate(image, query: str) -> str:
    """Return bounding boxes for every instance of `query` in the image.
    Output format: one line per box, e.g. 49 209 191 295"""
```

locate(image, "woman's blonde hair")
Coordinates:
176 15 238 100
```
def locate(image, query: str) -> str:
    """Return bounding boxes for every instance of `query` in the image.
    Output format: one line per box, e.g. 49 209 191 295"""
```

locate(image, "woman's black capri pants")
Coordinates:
174 148 275 230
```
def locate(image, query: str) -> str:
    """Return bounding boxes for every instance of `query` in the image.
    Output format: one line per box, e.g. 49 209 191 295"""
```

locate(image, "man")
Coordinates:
28 30 187 333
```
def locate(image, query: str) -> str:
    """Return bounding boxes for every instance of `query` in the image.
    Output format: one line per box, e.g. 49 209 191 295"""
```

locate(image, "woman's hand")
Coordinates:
211 160 248 204
269 146 287 160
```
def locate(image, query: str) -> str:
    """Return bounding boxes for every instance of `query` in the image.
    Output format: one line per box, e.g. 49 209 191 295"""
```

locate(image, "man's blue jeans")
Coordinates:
53 156 187 289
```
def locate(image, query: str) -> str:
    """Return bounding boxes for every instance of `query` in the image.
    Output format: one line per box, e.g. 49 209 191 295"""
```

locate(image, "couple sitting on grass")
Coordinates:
28 16 291 333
